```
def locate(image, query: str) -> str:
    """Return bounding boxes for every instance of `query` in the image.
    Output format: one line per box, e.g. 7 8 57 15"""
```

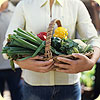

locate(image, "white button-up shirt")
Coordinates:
3 0 100 85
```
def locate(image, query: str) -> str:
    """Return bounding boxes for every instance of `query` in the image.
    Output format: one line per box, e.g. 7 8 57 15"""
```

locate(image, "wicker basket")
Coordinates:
43 19 93 62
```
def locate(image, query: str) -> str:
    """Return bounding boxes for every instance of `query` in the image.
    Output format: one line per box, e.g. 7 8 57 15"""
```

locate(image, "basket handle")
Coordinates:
45 19 62 60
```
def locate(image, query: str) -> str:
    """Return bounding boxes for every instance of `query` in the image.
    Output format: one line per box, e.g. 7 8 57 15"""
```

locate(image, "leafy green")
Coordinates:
51 38 93 55
60 38 79 55
51 37 61 51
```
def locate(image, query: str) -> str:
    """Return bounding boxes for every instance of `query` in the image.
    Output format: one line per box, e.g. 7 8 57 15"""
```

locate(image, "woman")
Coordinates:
3 0 100 100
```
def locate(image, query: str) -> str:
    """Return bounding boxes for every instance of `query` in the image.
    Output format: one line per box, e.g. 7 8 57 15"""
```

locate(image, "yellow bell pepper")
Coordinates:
53 27 68 39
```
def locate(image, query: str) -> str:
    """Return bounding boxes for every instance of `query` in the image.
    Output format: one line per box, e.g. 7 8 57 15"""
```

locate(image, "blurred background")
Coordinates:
0 0 100 100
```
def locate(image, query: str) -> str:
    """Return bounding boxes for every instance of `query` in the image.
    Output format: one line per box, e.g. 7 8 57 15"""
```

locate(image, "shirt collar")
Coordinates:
40 0 48 7
40 0 63 7
54 0 63 7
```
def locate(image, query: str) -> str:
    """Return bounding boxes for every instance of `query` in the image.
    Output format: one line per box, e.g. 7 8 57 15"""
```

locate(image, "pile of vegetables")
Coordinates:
1 27 93 70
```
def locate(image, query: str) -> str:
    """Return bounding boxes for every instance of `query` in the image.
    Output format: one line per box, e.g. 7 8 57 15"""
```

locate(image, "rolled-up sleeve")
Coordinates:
3 1 25 46
76 1 100 48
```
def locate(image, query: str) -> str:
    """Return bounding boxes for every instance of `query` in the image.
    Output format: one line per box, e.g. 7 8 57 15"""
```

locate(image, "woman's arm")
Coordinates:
91 46 100 63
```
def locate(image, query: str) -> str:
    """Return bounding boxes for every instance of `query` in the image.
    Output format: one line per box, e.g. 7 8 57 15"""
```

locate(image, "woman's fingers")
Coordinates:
72 53 87 59
57 57 72 64
38 62 54 72
35 59 53 67
54 63 70 69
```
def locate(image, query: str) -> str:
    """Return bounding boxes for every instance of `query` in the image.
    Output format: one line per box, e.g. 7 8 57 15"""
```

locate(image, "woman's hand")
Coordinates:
54 53 95 74
14 56 54 73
